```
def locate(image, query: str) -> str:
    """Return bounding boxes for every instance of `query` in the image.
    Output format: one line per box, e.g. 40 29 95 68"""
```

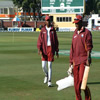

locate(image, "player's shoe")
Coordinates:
44 77 48 84
48 82 52 87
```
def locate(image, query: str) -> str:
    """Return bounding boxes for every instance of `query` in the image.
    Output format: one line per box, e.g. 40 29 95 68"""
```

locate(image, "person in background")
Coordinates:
68 15 93 100
37 15 59 87
22 21 30 27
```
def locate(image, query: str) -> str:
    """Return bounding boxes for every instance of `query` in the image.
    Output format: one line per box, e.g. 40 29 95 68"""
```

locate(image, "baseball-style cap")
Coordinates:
73 15 82 23
45 15 50 21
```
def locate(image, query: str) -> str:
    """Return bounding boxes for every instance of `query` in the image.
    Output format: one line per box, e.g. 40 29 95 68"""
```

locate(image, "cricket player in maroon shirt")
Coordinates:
68 15 93 100
37 15 59 87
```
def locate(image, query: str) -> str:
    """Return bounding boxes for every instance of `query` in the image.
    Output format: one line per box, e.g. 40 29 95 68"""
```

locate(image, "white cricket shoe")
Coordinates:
44 77 48 84
48 82 52 87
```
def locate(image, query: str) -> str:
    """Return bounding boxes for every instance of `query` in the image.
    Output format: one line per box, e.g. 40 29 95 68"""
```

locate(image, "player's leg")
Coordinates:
42 61 48 83
84 86 91 100
47 46 53 87
73 65 82 100
48 61 52 87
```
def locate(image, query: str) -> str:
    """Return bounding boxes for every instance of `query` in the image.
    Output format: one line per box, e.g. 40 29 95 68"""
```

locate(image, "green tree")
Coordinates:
36 0 41 19
12 0 22 8
22 0 31 16
30 0 41 19
12 0 41 20
30 0 37 19
96 1 100 14
85 0 100 14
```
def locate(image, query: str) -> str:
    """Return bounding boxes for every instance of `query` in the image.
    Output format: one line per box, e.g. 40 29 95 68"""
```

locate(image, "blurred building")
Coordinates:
0 0 44 21
50 14 76 28
87 14 100 31
0 0 16 21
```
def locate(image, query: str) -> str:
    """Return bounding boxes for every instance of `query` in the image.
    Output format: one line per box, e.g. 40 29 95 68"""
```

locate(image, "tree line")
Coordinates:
12 0 100 19
85 0 100 14
12 0 41 20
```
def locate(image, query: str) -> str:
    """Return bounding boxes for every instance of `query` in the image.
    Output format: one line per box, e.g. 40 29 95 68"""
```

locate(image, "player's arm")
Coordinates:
54 29 59 58
86 50 91 66
68 37 74 75
69 35 74 66
86 31 93 66
37 31 42 55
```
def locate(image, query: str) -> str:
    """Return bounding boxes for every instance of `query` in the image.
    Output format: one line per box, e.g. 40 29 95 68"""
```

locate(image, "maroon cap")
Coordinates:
45 15 50 21
73 15 82 23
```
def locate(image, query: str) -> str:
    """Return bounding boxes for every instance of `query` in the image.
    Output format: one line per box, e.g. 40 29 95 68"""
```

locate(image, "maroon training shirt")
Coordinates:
70 27 93 66
37 26 59 56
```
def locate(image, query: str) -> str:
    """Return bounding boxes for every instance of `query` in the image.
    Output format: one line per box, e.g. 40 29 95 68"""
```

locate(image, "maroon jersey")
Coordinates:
70 27 93 66
37 26 59 56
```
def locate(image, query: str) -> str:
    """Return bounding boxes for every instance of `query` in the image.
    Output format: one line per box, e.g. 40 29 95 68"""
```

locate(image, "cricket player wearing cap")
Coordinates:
37 15 59 87
68 15 93 100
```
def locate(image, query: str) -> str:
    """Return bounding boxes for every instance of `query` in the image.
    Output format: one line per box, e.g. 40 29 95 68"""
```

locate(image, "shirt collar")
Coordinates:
44 25 53 30
46 26 51 29
76 27 85 34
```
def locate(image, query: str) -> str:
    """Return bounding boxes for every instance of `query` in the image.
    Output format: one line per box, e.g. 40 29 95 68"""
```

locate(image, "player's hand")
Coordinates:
67 65 73 75
86 51 91 66
56 52 59 58
38 50 42 55
86 57 91 66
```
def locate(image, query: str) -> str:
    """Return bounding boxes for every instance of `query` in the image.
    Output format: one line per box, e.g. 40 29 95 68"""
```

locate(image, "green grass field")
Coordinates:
0 31 100 100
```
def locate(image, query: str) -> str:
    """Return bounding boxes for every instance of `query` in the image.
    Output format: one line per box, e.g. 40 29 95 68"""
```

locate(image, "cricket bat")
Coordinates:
81 66 90 90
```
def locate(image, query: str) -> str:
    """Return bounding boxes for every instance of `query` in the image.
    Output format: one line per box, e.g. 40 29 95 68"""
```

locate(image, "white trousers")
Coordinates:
42 61 52 82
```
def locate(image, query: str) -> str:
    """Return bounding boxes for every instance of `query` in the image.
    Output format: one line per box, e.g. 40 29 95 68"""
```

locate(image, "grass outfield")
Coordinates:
0 31 100 100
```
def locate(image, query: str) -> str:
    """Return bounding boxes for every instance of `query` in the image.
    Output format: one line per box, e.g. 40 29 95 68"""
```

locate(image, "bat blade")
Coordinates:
81 66 90 90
